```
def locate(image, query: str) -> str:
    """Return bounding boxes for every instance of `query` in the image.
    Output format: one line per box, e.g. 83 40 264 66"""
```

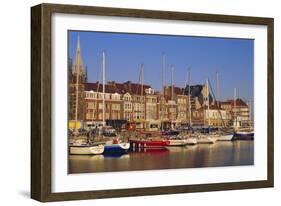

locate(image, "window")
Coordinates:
87 102 95 109
112 93 120 100
105 93 110 100
98 93 103 99
98 103 103 110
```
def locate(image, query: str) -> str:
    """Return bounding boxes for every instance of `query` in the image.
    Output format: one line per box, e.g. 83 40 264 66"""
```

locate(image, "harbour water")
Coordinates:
68 140 253 174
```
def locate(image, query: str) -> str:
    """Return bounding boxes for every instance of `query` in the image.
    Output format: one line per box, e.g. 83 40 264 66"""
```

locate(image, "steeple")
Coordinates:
77 35 81 51
72 35 85 75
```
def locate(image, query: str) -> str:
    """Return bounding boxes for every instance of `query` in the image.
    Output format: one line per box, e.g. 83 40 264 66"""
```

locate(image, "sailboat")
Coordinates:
185 68 198 145
130 61 170 149
213 72 234 141
216 133 233 141
69 37 104 155
99 51 130 154
197 79 217 144
159 58 189 147
70 144 105 155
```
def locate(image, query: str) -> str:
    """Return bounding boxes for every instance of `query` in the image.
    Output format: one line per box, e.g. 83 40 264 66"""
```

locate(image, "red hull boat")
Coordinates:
130 139 170 149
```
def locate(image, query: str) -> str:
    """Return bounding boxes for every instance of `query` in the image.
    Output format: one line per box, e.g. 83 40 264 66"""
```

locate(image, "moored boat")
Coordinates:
233 131 254 140
197 135 217 144
69 145 104 155
166 139 188 147
185 137 197 145
103 142 130 154
217 134 234 141
130 139 170 149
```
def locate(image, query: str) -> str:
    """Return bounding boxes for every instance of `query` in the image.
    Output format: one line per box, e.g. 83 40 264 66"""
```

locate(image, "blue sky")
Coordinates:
68 30 254 102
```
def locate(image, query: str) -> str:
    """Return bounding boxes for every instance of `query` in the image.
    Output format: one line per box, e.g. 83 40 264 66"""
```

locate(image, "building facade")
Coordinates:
221 99 250 128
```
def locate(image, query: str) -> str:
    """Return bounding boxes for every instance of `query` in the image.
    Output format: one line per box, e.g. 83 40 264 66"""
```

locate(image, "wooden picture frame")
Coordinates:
31 3 274 202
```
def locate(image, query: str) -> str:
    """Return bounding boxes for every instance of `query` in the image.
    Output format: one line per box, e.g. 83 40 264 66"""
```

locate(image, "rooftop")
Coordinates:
85 81 151 95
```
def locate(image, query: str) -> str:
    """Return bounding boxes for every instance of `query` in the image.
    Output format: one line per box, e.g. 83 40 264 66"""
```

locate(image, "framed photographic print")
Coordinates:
31 3 274 202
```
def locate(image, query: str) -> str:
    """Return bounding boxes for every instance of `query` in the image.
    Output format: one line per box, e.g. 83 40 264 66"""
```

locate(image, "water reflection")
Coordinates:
69 141 254 174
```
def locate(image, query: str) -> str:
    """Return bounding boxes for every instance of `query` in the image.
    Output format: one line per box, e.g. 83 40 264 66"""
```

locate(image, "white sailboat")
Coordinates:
197 135 217 144
69 42 105 155
216 134 233 141
185 136 198 145
70 145 104 155
214 72 234 141
197 79 217 144
185 68 198 145
166 138 189 146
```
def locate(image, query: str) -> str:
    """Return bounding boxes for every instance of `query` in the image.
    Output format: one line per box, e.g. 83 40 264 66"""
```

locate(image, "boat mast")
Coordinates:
216 72 220 108
141 63 144 121
162 53 165 94
248 100 252 128
161 54 165 130
216 71 220 125
102 51 106 126
234 87 237 128
171 65 174 101
206 79 210 127
141 64 144 100
74 36 81 134
188 68 192 126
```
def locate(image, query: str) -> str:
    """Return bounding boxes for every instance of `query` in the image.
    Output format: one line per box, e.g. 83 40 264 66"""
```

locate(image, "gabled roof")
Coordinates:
85 81 151 95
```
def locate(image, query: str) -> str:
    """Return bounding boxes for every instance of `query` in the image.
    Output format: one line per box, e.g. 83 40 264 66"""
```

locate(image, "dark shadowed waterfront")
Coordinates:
68 140 254 174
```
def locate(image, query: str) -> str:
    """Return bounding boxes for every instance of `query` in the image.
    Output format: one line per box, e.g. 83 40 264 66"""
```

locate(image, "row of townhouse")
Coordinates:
69 74 251 130
69 68 250 130
82 81 192 130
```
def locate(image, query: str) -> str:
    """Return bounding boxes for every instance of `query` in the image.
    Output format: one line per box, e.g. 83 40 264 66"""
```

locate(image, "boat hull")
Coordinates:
69 145 104 155
166 139 188 146
186 138 198 145
130 140 170 149
233 132 254 140
217 134 234 141
197 136 217 144
104 143 130 154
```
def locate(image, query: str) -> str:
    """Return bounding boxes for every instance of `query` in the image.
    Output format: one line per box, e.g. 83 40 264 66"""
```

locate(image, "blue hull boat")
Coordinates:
103 143 130 154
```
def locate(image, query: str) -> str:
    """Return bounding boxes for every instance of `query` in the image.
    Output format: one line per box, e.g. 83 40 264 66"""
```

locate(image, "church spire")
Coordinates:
73 35 84 75
77 35 80 52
